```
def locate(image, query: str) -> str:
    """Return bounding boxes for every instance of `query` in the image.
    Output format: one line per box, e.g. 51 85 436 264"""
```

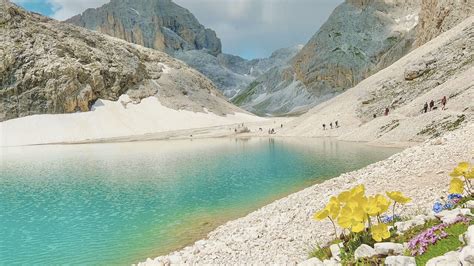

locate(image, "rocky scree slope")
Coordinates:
66 0 300 98
0 0 244 122
282 16 474 144
233 0 422 115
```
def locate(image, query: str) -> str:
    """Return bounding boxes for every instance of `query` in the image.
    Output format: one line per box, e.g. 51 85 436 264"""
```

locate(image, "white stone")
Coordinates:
395 217 426 233
329 243 343 261
460 245 474 264
466 200 474 209
435 208 472 219
466 225 474 246
354 244 376 259
322 259 341 266
426 251 461 266
374 242 405 256
384 256 416 266
298 257 324 266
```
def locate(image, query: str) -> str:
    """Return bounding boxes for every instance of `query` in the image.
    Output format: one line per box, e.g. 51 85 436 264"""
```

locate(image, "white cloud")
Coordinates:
50 0 109 20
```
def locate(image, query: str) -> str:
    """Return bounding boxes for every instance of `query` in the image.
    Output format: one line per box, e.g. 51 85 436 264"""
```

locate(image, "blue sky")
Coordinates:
13 0 342 59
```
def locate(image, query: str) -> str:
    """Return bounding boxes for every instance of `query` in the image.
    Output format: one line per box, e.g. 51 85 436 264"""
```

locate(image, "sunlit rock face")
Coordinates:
0 0 245 122
415 0 474 47
66 0 222 56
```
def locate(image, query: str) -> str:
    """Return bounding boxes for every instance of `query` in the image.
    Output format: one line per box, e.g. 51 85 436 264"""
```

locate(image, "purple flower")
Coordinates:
433 202 443 213
408 216 471 256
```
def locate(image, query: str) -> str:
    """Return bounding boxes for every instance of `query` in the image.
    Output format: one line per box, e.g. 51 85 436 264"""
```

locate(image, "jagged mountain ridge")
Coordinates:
233 0 422 115
0 0 245 122
66 0 300 98
234 0 474 116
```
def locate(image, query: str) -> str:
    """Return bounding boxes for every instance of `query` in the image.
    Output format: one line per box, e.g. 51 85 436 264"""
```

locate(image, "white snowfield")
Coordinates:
0 95 264 147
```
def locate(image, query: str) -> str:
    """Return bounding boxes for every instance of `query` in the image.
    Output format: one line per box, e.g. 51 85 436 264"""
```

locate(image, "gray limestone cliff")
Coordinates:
0 0 243 122
66 0 221 56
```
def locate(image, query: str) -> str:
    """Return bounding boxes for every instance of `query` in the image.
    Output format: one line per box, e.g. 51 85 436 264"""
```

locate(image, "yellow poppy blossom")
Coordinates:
350 184 366 198
371 223 390 242
337 205 366 233
450 162 471 177
327 197 340 219
465 168 474 179
386 191 412 204
375 194 390 214
313 209 329 221
338 190 352 203
449 177 464 194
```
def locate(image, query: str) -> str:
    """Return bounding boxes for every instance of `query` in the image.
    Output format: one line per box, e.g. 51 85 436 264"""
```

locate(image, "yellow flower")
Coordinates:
337 205 366 233
466 168 474 179
371 223 391 242
450 162 471 177
338 191 352 203
375 194 390 214
338 184 366 203
350 184 366 198
386 191 412 204
313 209 329 221
327 197 340 219
363 194 390 216
449 177 464 194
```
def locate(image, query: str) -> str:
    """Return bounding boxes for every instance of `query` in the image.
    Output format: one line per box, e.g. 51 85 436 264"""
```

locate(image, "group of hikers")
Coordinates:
322 121 339 130
258 124 283 135
423 96 447 113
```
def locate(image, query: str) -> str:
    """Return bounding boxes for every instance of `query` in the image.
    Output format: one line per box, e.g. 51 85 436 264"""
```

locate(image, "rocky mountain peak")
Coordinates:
66 0 222 56
0 2 241 122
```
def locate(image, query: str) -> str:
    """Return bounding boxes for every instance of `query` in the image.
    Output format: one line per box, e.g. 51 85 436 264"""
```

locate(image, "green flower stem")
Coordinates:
328 217 338 237
392 201 397 218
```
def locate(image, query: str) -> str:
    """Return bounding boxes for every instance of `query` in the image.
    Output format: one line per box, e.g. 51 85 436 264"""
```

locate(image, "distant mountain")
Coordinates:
66 0 300 98
173 46 302 98
233 0 422 115
0 0 244 122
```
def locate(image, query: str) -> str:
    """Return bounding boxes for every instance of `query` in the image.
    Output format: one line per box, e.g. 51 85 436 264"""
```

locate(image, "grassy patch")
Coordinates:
231 81 261 106
417 115 466 138
415 222 468 265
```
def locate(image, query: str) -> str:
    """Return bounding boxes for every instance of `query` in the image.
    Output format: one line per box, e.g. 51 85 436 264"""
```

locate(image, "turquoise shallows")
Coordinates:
0 138 399 265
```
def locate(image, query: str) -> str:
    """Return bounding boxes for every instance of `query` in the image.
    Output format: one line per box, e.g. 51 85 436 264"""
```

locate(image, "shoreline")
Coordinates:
137 123 473 265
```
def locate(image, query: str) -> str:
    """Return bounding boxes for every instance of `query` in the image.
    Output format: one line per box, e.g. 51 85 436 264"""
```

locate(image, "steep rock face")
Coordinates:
0 0 241 122
66 0 221 56
234 0 421 115
415 0 474 46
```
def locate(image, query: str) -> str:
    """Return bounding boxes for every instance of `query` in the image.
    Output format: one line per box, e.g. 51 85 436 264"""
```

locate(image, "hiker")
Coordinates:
424 102 428 113
441 96 447 110
429 100 435 111
335 121 339 128
384 107 389 116
234 128 237 133
330 122 333 129
373 114 377 119
323 124 326 130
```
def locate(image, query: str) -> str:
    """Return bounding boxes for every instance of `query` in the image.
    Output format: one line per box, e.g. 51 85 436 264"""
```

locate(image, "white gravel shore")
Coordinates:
138 122 473 265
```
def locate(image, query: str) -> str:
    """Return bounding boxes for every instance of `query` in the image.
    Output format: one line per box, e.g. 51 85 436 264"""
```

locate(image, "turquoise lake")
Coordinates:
0 138 400 264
